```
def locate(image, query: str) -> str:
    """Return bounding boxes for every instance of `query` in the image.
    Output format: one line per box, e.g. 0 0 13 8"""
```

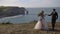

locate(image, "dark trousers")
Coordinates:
52 19 56 30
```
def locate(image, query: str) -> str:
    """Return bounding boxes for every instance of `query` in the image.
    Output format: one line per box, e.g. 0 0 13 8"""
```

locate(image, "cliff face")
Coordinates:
0 6 28 18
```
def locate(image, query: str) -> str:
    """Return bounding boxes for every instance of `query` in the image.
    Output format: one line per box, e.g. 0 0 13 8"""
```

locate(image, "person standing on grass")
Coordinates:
34 10 48 30
48 9 58 31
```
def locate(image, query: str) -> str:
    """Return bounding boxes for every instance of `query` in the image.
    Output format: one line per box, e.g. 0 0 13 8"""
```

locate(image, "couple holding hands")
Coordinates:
34 9 58 31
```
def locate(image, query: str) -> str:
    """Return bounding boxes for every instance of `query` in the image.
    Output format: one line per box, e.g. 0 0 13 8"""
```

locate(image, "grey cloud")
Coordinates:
0 0 60 7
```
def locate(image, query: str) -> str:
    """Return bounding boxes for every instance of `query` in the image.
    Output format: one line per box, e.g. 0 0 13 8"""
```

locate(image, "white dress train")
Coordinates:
34 16 48 30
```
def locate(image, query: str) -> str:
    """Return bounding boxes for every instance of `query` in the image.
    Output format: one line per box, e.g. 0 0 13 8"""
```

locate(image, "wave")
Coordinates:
0 15 23 20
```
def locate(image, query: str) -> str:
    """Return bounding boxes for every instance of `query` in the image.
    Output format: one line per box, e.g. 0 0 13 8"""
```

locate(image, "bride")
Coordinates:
34 10 48 30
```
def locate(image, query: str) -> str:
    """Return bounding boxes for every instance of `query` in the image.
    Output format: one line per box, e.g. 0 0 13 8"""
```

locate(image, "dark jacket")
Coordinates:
49 11 58 19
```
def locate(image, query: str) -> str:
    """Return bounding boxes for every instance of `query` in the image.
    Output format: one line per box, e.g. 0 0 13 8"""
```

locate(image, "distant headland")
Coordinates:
0 6 28 18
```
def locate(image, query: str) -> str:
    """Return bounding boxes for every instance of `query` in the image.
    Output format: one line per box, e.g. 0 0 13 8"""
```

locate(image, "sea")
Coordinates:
0 7 60 24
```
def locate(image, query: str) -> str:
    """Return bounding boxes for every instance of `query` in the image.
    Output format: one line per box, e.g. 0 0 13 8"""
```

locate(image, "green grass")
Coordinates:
0 21 60 34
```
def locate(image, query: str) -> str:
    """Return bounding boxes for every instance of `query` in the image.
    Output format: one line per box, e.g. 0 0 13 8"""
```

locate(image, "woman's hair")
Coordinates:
38 10 44 16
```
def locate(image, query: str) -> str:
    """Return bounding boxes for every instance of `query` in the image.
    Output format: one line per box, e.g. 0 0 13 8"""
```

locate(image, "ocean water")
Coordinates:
0 7 60 24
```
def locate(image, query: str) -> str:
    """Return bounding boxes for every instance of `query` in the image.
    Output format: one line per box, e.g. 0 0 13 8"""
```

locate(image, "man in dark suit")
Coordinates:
48 9 58 31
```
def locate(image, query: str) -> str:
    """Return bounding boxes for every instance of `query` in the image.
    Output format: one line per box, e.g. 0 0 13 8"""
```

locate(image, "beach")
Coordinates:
0 21 60 34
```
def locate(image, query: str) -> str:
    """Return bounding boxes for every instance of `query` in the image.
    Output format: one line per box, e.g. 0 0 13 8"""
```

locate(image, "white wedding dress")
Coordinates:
34 15 48 30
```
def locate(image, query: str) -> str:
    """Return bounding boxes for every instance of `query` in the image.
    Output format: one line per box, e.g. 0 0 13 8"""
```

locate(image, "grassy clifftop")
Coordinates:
0 6 27 18
0 21 60 34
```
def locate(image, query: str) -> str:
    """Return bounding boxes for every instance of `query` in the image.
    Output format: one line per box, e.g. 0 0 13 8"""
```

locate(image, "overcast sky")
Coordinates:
0 0 60 8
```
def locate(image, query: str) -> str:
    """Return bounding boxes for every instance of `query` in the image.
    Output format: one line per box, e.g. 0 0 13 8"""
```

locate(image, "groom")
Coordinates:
48 9 58 31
